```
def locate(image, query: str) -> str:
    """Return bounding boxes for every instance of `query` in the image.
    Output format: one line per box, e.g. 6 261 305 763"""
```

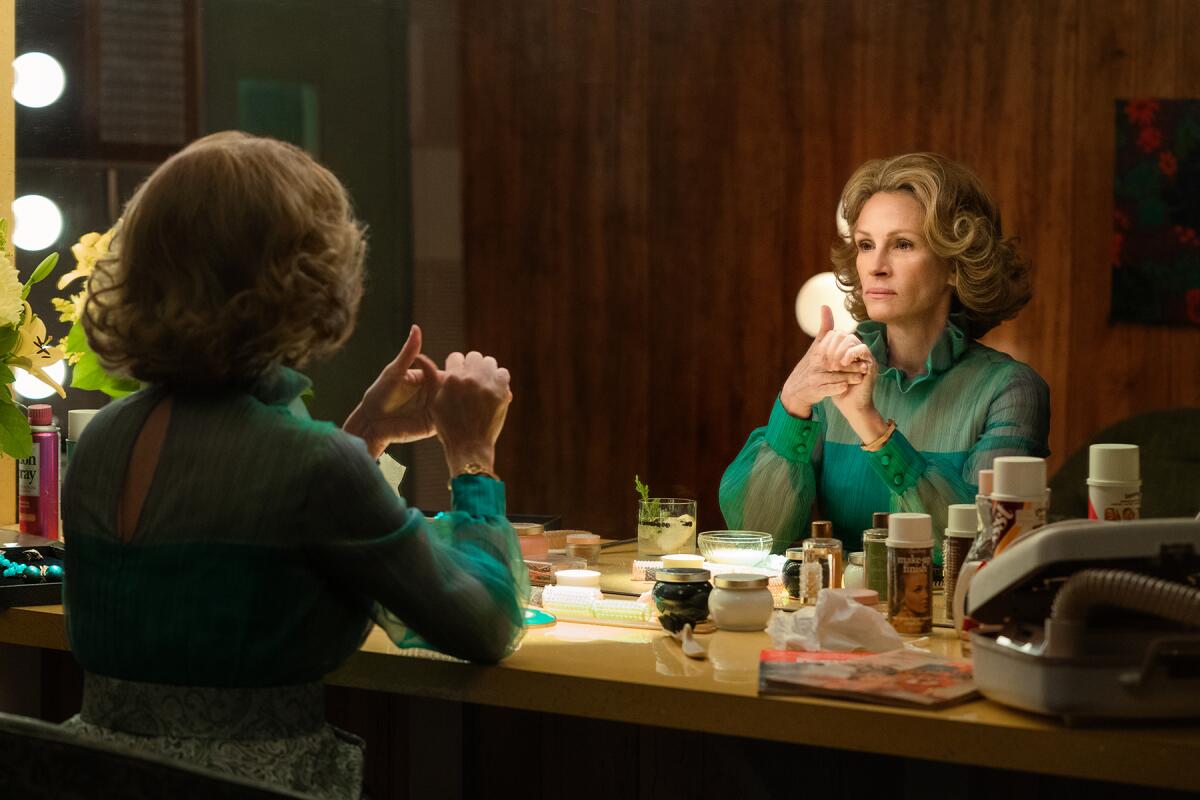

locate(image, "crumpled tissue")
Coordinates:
767 589 905 653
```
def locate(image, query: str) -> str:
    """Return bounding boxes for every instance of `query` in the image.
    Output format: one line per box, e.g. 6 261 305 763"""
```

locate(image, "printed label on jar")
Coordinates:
887 547 932 635
991 497 1047 555
1087 484 1141 521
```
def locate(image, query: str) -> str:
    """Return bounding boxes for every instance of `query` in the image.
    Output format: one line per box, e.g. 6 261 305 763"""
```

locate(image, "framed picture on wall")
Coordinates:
1113 98 1200 326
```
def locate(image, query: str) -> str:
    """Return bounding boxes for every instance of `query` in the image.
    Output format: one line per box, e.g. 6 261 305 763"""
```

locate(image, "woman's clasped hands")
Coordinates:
780 305 877 420
345 324 512 465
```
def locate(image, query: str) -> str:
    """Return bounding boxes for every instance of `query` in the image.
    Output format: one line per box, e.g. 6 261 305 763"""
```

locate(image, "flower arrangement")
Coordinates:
55 225 140 398
0 219 62 459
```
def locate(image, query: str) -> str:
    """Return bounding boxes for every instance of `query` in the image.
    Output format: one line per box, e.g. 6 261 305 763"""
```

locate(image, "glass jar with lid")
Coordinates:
782 547 804 600
802 521 843 594
863 511 890 599
842 551 865 589
652 568 712 633
708 573 773 631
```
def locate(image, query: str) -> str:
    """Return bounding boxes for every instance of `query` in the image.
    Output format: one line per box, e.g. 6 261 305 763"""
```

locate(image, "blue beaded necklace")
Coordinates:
0 551 64 583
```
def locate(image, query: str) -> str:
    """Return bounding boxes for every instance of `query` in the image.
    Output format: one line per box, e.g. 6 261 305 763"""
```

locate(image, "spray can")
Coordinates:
61 409 100 525
19 404 60 540
886 512 934 634
990 456 1048 556
1087 444 1141 521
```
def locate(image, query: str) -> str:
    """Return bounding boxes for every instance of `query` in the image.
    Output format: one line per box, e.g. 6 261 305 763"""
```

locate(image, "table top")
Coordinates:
3 593 1199 790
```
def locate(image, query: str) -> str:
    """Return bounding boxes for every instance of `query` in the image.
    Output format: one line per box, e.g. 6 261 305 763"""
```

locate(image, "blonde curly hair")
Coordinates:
831 152 1031 339
83 131 366 389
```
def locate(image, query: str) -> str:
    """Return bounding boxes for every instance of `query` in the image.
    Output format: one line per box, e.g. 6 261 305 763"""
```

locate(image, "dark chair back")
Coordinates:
0 711 315 799
1048 407 1200 520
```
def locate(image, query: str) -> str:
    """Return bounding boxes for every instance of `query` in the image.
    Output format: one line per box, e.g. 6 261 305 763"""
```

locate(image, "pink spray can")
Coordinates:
18 404 60 540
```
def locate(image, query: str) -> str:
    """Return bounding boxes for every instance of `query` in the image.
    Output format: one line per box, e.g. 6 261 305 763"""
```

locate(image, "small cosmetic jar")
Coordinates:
565 532 602 563
782 547 805 600
514 522 548 560
708 573 774 631
652 568 712 633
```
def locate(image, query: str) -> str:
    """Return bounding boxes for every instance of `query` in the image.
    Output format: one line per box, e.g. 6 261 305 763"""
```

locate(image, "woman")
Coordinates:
720 152 1049 555
61 131 526 799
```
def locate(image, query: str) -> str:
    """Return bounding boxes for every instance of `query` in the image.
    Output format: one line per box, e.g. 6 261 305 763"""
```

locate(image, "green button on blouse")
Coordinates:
719 315 1050 558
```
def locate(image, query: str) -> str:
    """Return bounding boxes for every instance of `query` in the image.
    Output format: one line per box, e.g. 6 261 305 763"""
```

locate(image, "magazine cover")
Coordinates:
759 649 978 708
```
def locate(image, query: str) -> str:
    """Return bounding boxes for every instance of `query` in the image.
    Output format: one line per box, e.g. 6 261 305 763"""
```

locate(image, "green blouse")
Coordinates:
719 316 1050 557
63 368 529 687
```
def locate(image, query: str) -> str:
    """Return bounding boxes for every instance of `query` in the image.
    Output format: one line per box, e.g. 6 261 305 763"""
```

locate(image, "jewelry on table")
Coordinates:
1 550 64 582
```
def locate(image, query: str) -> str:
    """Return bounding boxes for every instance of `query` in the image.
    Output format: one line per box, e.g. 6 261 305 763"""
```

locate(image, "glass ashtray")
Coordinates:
697 530 773 567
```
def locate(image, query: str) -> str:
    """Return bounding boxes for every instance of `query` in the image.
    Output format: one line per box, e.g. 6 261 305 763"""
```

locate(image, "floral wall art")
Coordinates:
1113 98 1200 326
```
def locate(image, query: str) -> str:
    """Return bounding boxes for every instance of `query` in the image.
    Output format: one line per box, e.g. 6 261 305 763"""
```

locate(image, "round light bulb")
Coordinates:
795 271 857 337
14 359 66 401
12 195 64 251
12 52 66 108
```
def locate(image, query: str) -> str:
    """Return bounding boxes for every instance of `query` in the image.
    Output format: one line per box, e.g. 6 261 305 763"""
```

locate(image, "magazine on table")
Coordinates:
758 648 979 708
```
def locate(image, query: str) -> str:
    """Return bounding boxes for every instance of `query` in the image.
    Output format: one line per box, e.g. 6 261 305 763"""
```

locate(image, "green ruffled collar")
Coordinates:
247 366 313 407
856 312 970 392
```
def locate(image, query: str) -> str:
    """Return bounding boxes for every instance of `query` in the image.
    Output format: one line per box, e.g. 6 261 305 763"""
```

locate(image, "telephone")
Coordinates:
966 517 1200 721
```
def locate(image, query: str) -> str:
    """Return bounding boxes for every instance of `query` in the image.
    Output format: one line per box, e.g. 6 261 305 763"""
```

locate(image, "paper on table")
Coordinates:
767 588 905 653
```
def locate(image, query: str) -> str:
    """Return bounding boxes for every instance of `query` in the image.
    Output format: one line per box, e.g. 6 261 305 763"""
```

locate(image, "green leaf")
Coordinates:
65 319 88 353
0 401 33 460
0 365 14 386
68 349 139 398
634 474 660 521
0 325 19 357
21 252 59 299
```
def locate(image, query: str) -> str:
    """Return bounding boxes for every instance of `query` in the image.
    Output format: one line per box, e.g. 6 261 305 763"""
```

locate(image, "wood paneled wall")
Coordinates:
462 0 1200 538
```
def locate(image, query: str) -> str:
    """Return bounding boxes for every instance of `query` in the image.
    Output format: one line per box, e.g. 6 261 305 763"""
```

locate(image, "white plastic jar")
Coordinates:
842 551 865 589
708 573 774 631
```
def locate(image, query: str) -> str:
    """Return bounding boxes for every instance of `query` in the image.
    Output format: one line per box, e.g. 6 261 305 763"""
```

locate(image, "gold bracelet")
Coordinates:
446 462 498 491
860 419 897 452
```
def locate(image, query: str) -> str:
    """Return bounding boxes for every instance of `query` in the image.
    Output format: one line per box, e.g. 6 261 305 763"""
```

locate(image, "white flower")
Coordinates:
0 252 23 328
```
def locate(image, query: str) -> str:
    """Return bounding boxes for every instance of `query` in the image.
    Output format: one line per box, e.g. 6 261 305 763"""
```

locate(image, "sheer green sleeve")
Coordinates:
306 433 529 663
865 364 1051 554
719 396 823 553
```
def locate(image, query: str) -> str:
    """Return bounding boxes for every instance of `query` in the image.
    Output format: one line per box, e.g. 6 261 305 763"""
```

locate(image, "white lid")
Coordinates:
68 408 100 441
565 532 600 544
1087 443 1140 486
886 512 933 548
992 456 1046 499
977 469 994 497
661 553 704 569
555 569 601 588
945 504 977 537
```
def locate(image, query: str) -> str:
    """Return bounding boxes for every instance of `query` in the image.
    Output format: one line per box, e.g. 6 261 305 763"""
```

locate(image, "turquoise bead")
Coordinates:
22 565 41 583
46 565 64 579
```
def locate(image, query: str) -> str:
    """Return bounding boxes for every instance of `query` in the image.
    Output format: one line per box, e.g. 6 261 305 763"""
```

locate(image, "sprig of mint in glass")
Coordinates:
635 474 661 523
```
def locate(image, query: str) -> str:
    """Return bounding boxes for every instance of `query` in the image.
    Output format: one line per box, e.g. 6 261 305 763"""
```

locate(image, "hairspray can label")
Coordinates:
990 496 1047 555
887 545 933 634
18 452 39 533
